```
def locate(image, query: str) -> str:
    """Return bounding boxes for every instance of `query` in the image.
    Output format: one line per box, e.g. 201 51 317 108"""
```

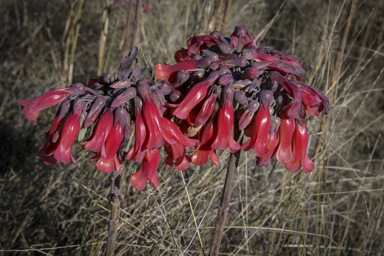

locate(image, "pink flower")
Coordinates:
130 148 160 190
211 86 240 153
155 60 198 80
295 81 330 116
127 97 147 163
53 99 85 164
285 122 314 173
275 115 295 164
18 83 85 125
173 71 220 120
241 91 273 157
194 86 220 127
96 108 127 173
270 72 302 119
80 108 114 153
229 26 254 49
191 105 220 167
256 127 278 167
161 116 198 170
138 83 164 149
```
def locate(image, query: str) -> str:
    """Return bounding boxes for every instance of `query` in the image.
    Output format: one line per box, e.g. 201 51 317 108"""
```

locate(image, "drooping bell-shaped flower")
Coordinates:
96 108 127 173
275 115 295 164
285 122 314 173
173 71 220 120
211 86 240 153
191 106 220 167
238 100 260 130
295 81 330 116
130 148 160 190
17 83 85 125
80 107 114 153
256 116 280 167
194 86 220 127
53 99 85 164
137 83 164 149
241 90 273 156
127 97 147 163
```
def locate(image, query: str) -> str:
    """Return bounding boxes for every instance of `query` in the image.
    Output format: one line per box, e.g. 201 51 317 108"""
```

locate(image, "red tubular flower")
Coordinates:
241 90 273 156
173 71 220 120
18 83 85 125
155 60 198 80
127 97 147 163
275 115 295 164
191 114 220 167
242 52 305 79
53 99 85 164
229 26 254 49
211 86 240 153
239 100 260 130
161 117 199 148
130 148 160 190
295 81 330 116
96 108 126 173
137 83 164 149
194 86 220 127
270 72 302 119
47 100 70 138
80 108 114 153
256 127 278 167
285 122 314 173
83 96 107 128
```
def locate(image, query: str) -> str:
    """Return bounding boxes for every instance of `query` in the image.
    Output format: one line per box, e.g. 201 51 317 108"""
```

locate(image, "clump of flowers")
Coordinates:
155 26 329 172
18 27 329 191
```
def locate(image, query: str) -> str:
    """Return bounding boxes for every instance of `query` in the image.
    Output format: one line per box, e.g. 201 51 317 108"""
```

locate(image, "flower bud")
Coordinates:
111 87 137 108
159 80 174 95
202 49 219 61
218 73 234 86
110 79 131 89
235 90 248 107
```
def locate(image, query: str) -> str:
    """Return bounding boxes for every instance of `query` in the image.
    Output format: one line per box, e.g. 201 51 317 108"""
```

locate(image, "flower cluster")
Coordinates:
18 26 329 191
155 26 329 173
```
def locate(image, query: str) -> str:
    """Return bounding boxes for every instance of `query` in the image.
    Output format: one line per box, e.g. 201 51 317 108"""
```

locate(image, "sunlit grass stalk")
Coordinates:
68 0 86 85
98 0 111 75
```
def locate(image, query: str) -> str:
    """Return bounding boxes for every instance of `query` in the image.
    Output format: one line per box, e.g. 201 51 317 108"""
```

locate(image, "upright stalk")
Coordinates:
209 128 242 256
105 170 121 256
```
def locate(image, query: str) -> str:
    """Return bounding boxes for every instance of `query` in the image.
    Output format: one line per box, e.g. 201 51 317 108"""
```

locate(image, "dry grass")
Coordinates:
1 0 384 255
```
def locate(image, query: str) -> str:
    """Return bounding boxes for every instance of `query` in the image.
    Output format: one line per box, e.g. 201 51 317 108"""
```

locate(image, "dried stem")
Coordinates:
105 170 121 256
314 0 356 190
98 0 111 75
220 0 231 35
209 128 242 256
130 0 142 50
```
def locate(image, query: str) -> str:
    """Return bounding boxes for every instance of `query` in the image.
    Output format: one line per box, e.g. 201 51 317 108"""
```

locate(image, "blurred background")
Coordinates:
1 0 384 255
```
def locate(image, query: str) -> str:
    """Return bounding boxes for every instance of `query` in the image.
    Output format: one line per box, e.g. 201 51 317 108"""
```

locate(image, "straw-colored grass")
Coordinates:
1 0 384 255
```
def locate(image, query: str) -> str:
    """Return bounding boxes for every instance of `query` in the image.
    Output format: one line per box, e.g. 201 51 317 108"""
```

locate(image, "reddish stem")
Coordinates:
105 170 121 256
209 128 242 255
